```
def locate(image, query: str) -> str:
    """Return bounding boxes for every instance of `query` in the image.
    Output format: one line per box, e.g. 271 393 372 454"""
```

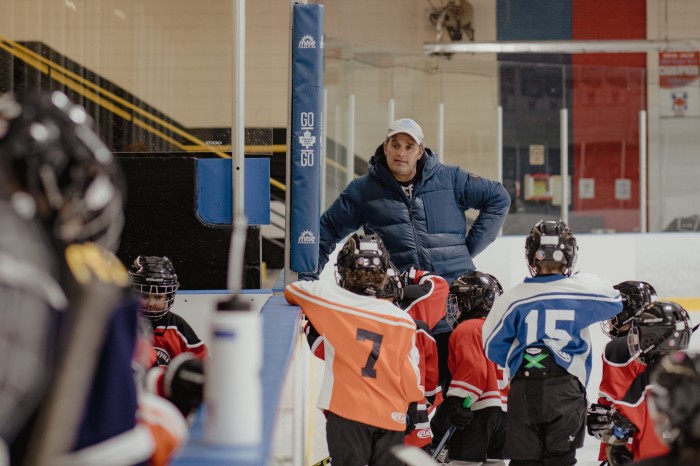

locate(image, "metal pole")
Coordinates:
228 0 248 292
347 94 355 186
334 104 341 195
424 39 700 55
496 105 503 236
320 88 327 212
560 108 569 224
437 102 444 163
283 1 294 286
497 106 503 184
639 110 647 233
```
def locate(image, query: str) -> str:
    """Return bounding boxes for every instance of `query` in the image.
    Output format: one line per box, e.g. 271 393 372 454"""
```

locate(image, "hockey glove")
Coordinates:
610 410 637 442
405 402 418 434
586 403 614 439
400 266 420 287
605 444 633 466
444 396 473 428
163 353 205 418
304 320 321 347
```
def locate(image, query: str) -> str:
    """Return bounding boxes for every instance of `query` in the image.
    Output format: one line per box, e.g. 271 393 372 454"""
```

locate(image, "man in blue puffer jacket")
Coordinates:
306 117 510 284
302 117 509 414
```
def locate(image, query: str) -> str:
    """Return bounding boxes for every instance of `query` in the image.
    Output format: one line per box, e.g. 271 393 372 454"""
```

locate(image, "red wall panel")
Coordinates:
570 0 646 218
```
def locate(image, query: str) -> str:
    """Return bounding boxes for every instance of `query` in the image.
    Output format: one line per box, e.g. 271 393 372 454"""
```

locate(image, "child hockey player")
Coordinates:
285 233 424 466
129 256 206 420
482 220 623 466
129 255 208 366
398 266 449 452
606 301 692 464
303 263 446 454
445 271 508 466
588 281 657 464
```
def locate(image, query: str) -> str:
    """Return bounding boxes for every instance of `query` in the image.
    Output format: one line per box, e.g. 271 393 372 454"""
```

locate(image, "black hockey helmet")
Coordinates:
627 301 692 364
446 271 503 327
335 233 390 296
376 262 404 302
602 281 658 338
525 220 578 277
0 91 125 251
129 255 180 321
648 351 700 449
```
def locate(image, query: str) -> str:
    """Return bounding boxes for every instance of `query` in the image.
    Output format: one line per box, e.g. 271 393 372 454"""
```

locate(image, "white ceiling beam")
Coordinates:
424 39 700 55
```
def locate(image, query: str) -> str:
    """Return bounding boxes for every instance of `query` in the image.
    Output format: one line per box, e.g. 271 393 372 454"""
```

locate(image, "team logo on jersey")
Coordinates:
392 412 407 424
417 429 431 439
551 346 572 362
154 347 171 366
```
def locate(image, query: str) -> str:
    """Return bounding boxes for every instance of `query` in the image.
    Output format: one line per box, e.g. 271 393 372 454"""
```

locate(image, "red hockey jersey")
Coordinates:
404 319 442 447
150 312 208 366
399 270 447 446
448 317 508 411
596 336 646 460
401 270 448 331
612 358 670 460
598 337 646 404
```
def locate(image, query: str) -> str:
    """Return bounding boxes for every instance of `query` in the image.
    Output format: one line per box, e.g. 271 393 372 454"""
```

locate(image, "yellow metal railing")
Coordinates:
0 35 287 192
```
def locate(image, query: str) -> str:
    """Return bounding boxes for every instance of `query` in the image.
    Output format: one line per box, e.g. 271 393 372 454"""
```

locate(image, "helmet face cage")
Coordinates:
603 281 658 338
0 91 125 251
446 271 503 327
627 301 692 363
335 233 389 294
129 256 180 321
376 262 403 302
648 351 700 447
525 220 578 277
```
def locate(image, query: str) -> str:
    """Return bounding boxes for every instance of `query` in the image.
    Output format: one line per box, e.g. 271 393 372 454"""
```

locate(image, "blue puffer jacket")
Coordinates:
315 145 511 284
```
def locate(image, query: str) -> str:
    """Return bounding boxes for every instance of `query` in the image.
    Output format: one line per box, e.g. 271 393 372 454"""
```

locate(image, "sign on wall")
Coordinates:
659 51 700 118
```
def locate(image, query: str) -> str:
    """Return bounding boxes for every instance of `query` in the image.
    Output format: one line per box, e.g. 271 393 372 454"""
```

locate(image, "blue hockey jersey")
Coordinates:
482 273 622 387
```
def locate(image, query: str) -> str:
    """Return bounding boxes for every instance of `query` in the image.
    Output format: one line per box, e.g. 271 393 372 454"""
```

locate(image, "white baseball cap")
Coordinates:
387 118 424 146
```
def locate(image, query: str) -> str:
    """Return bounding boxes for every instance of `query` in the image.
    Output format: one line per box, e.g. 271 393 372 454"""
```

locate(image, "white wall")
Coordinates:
171 291 272 345
474 232 700 303
174 232 700 341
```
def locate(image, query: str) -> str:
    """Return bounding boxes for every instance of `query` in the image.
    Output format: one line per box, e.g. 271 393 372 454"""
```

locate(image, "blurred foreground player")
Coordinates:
483 220 623 466
286 233 424 466
632 350 700 466
0 91 187 466
445 271 508 466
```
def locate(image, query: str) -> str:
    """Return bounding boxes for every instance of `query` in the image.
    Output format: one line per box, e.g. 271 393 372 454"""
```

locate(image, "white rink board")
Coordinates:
168 232 699 465
473 232 700 301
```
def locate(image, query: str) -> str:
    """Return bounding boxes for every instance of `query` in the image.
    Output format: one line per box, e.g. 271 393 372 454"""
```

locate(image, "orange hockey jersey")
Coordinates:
447 317 508 411
286 280 424 431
